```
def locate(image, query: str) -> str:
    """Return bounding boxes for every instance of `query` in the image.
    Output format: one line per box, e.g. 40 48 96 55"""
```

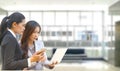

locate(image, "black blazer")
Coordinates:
1 31 28 70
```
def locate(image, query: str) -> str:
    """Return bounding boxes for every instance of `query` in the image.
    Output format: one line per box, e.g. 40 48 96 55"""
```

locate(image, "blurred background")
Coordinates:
0 0 120 71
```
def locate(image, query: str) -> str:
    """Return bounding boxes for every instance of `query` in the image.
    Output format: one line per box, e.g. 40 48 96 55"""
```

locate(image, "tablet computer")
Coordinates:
51 48 68 63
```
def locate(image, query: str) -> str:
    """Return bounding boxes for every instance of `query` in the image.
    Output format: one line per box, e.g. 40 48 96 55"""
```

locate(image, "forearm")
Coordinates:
4 59 28 70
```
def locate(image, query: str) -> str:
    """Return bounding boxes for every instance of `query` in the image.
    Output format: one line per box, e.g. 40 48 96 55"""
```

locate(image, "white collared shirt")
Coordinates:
8 29 16 38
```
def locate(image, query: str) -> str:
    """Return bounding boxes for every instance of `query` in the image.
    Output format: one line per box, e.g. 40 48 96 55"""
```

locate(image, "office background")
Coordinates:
0 0 120 71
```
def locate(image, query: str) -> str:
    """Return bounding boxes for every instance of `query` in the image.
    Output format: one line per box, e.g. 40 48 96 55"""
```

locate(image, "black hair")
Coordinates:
0 12 25 44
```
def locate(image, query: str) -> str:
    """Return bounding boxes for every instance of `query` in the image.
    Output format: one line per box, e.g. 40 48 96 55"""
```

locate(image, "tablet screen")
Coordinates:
51 48 68 63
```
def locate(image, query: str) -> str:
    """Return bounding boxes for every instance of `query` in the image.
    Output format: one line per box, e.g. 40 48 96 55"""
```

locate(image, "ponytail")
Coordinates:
0 12 25 45
0 16 9 44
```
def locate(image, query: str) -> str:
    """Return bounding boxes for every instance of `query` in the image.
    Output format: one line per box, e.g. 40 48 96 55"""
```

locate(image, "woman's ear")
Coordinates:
12 22 17 28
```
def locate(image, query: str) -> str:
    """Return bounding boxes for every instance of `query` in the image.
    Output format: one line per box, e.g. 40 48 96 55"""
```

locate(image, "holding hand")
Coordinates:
30 48 46 62
35 48 46 55
48 61 58 69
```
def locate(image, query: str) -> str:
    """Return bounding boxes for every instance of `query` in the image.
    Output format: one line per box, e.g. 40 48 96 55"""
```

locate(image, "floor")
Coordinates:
0 60 120 71
44 60 120 71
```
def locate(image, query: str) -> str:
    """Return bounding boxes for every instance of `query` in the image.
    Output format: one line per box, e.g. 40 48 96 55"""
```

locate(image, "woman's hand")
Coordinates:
34 48 46 55
23 67 28 71
48 61 58 69
30 54 44 62
30 49 46 62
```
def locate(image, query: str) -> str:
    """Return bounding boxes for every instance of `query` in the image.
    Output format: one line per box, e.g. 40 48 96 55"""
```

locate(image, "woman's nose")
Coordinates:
35 34 39 38
23 27 25 31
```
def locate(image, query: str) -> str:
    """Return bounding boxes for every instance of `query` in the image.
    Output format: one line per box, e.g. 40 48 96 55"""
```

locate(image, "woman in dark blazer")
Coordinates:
0 12 45 70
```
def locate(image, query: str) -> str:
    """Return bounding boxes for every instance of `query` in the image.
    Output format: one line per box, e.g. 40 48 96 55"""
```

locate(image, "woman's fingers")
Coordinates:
50 61 58 66
34 48 46 57
52 61 58 65
36 48 46 55
30 55 39 62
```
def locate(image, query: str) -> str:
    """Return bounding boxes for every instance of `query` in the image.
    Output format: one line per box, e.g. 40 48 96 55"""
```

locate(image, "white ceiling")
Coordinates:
0 0 119 11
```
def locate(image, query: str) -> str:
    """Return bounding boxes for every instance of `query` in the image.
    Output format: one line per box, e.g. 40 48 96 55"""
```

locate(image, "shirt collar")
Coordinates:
8 29 16 38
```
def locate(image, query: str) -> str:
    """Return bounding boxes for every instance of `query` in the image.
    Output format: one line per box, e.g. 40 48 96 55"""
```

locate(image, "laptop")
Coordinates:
50 48 68 63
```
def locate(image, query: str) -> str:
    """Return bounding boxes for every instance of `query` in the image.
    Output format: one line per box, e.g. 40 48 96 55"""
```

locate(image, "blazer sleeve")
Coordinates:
2 35 28 70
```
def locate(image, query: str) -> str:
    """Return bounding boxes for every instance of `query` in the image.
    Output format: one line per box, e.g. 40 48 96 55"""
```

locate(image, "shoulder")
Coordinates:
3 31 15 41
1 31 16 45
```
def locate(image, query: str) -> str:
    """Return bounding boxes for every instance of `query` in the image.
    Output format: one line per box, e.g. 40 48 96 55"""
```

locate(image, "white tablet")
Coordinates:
51 48 68 63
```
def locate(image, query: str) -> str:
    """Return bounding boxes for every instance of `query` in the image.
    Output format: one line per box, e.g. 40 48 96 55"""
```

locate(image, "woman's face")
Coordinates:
29 26 40 42
14 19 26 35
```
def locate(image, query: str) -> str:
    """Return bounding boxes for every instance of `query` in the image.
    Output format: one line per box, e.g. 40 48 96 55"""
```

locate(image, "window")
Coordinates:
0 15 6 23
43 12 54 26
56 12 67 26
68 12 80 25
20 12 30 23
30 12 42 25
81 12 92 26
